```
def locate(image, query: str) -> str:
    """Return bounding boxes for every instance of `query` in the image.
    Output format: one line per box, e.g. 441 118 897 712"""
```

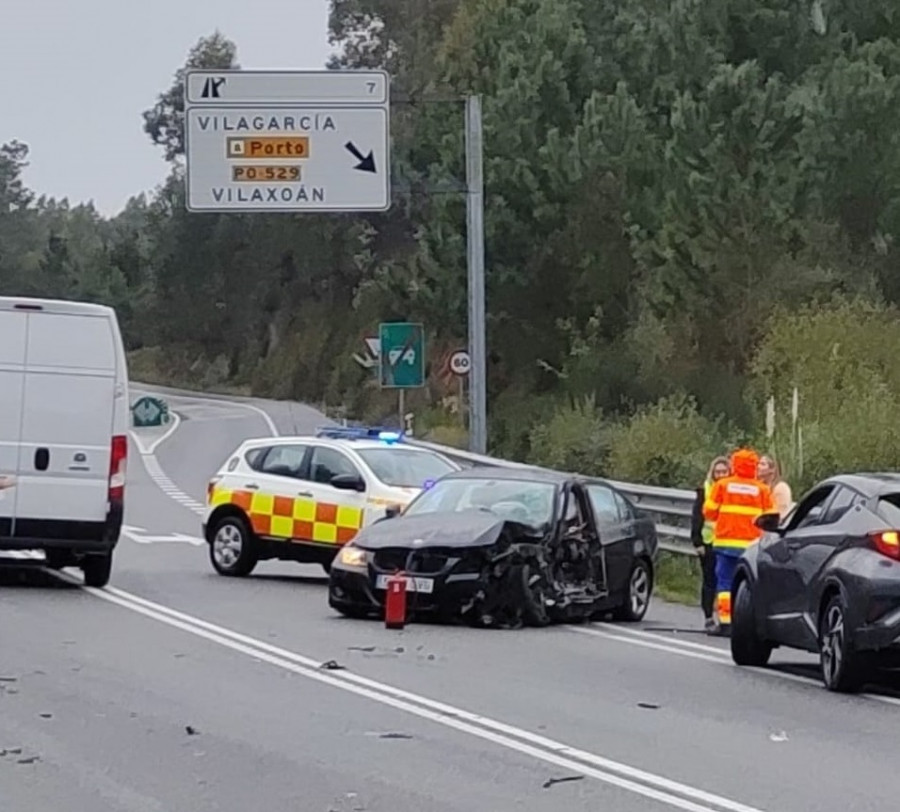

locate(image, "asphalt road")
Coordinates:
3 386 900 811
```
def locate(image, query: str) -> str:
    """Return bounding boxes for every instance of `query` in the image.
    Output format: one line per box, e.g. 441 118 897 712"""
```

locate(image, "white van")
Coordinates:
0 297 129 586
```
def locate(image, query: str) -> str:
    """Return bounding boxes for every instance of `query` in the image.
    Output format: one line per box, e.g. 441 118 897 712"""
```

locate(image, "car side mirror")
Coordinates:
330 473 365 492
755 512 783 534
384 504 402 519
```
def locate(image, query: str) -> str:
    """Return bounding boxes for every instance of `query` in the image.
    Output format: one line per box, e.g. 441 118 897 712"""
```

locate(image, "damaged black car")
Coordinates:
327 467 659 628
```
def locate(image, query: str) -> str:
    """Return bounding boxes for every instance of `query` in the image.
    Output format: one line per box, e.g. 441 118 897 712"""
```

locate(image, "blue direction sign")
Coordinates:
378 322 425 388
132 396 169 427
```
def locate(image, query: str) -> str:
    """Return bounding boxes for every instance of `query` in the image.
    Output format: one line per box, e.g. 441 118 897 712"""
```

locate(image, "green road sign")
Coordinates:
378 322 425 388
132 396 169 428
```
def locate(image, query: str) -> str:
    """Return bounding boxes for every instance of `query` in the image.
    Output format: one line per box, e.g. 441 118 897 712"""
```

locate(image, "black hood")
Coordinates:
353 510 543 550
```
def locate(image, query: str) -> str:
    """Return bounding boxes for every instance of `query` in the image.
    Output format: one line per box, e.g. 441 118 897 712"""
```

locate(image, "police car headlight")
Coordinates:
339 545 367 568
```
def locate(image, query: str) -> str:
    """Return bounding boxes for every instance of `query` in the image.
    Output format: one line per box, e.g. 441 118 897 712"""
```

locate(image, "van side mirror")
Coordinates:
384 504 402 519
330 473 365 492
755 512 782 533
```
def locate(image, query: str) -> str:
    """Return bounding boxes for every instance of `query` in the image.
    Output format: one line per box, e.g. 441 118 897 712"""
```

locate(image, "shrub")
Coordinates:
527 395 610 475
605 393 730 488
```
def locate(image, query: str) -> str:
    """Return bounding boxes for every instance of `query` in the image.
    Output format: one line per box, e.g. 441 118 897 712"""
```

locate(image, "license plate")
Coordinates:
375 574 434 594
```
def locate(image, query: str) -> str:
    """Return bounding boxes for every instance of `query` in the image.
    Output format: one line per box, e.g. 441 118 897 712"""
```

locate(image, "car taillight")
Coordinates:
871 531 900 560
207 476 221 502
109 435 127 503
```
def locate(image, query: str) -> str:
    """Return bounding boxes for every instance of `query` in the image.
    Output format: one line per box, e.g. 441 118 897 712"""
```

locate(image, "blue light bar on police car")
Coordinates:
315 426 406 443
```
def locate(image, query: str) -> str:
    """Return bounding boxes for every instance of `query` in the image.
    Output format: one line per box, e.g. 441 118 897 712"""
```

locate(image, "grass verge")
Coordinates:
653 550 702 606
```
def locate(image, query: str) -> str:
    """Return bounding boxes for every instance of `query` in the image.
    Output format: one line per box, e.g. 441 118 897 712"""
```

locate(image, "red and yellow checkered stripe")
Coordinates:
210 487 363 545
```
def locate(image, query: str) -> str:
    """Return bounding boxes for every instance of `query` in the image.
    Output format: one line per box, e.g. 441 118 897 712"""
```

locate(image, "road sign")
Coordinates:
183 69 390 213
132 396 169 428
448 349 470 376
378 323 425 389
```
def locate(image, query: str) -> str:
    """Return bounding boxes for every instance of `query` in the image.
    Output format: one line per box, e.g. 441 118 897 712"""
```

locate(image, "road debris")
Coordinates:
17 755 39 765
364 731 413 739
769 731 789 742
347 646 376 653
637 702 660 710
39 713 52 719
319 660 346 670
0 676 17 682
542 774 585 789
185 725 199 736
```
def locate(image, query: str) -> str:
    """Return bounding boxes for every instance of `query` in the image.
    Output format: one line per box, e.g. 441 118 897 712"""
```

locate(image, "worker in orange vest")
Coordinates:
703 448 774 633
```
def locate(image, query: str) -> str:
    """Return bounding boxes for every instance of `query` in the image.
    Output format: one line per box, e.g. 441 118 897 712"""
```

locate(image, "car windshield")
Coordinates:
355 447 457 488
402 476 557 527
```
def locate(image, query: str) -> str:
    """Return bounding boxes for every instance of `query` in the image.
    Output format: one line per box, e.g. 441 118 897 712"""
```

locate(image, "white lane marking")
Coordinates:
128 411 182 455
53 577 766 812
122 529 205 546
139 454 205 516
134 386 280 438
571 625 900 707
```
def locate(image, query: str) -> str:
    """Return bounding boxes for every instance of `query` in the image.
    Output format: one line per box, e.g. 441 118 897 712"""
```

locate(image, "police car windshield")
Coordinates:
403 477 556 528
355 448 456 488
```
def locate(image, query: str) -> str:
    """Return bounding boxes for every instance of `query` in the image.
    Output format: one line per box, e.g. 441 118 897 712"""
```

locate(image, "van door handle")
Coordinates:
243 483 259 491
297 491 313 498
34 448 49 471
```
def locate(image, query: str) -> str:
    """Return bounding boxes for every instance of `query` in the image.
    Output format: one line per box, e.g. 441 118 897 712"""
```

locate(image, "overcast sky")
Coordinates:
1 0 333 217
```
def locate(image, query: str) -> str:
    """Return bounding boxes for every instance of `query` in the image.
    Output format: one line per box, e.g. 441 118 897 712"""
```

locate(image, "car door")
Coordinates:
242 443 314 542
757 483 837 648
585 482 632 594
0 310 27 539
785 484 866 649
304 445 368 546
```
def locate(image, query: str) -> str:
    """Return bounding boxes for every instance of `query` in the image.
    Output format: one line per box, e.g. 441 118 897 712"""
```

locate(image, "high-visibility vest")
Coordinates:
703 476 774 552
701 480 715 545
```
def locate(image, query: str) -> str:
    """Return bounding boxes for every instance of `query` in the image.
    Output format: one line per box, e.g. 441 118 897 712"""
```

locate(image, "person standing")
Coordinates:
691 456 730 633
758 454 793 518
703 448 774 635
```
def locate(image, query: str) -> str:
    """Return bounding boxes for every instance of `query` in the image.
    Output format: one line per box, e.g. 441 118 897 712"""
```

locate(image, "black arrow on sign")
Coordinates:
345 142 376 173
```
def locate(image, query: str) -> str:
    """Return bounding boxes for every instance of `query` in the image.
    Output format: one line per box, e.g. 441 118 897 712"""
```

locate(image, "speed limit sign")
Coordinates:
449 350 470 376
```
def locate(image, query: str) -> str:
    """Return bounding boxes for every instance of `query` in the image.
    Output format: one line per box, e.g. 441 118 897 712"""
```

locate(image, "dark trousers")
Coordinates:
699 546 717 619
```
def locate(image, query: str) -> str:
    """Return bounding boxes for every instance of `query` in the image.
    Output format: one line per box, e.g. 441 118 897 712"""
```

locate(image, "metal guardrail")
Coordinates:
406 437 698 557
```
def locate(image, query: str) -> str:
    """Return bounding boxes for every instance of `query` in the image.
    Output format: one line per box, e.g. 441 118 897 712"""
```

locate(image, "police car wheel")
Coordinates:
210 515 258 577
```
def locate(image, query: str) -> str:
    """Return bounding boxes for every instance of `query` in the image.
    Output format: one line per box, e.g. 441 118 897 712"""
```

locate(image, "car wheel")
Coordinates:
210 515 258 577
82 552 113 588
819 593 868 693
612 558 652 622
520 563 551 627
730 579 772 667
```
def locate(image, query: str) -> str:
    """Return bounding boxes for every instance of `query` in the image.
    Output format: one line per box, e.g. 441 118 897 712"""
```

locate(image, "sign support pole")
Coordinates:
465 95 487 454
398 388 405 430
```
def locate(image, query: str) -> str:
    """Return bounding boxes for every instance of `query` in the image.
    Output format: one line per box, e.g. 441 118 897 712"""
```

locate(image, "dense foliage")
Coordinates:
4 3 900 495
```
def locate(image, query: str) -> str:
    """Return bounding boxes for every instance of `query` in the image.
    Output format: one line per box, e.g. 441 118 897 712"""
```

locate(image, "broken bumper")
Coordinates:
328 559 485 618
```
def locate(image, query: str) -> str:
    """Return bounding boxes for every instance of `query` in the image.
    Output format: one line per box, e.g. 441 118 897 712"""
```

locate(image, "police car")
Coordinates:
203 427 461 577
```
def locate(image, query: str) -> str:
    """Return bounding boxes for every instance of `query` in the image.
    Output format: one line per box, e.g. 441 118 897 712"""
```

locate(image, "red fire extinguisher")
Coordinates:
385 571 408 629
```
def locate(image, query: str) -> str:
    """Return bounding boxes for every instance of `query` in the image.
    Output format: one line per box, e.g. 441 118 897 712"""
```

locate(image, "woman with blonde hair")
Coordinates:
691 455 730 632
758 455 793 517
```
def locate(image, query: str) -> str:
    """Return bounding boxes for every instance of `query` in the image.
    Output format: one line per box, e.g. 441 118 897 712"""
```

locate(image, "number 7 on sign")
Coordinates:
367 82 376 94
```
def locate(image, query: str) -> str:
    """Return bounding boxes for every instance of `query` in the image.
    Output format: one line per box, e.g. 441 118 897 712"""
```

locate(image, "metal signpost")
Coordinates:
378 322 425 426
183 69 390 213
465 97 487 454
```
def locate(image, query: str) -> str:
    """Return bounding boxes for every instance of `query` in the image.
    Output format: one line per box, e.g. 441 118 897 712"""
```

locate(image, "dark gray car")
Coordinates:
730 473 900 692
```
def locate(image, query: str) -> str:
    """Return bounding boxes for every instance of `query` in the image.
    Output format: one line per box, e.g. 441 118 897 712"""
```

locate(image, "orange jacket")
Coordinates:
703 449 774 552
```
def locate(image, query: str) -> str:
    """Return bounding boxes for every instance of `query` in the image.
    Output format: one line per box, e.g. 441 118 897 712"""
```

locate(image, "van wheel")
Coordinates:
210 515 258 577
82 553 113 588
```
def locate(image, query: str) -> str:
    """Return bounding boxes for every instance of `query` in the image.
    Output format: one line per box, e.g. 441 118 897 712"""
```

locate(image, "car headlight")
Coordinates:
339 545 367 568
